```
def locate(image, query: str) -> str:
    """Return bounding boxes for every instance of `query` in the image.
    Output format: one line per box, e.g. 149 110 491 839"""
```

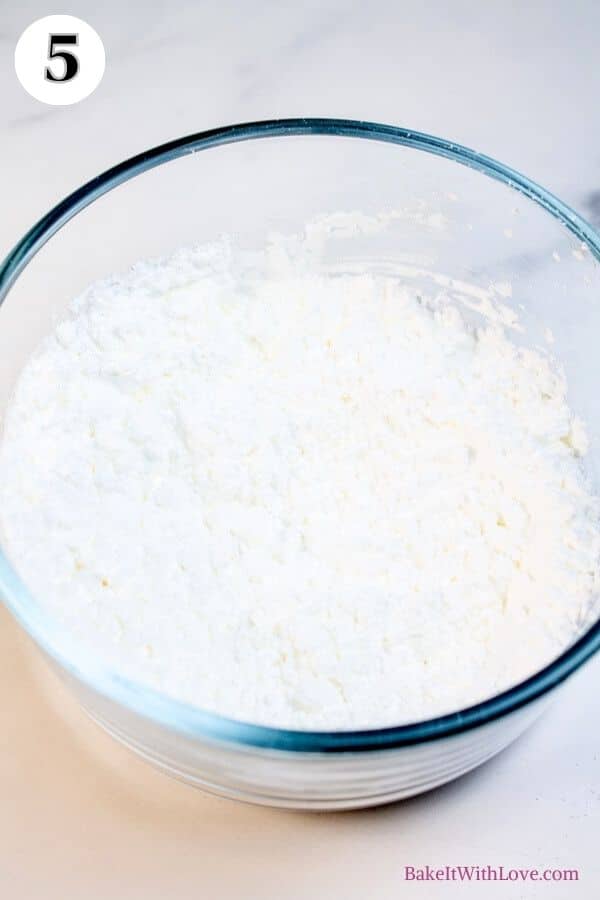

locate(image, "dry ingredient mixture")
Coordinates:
0 236 599 729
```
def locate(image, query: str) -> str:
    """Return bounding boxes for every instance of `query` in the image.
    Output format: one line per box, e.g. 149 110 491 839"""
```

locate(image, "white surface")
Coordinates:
1 1 599 895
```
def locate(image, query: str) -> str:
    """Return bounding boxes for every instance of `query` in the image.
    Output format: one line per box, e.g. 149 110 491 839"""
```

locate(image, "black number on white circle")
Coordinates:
45 34 79 82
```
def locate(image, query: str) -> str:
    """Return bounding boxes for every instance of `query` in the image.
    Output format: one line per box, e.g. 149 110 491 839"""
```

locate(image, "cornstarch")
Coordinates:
1 238 599 729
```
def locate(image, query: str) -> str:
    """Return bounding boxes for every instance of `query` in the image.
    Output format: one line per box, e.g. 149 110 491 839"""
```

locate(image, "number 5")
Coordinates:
45 34 79 83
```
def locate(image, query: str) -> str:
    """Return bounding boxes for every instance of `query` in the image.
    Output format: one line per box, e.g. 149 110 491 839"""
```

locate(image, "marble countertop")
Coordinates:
1 2 599 897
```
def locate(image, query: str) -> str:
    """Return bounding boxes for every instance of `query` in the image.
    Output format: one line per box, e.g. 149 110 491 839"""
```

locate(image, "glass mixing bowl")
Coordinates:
1 119 600 810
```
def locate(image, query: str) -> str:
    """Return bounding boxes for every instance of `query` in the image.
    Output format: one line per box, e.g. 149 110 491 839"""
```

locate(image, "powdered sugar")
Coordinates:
1 238 599 729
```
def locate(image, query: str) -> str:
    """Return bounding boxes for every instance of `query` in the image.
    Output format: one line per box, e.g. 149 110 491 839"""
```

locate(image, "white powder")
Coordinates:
1 237 599 730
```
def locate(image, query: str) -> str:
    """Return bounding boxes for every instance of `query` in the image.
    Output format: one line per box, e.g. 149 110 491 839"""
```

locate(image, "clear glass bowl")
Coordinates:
1 119 600 810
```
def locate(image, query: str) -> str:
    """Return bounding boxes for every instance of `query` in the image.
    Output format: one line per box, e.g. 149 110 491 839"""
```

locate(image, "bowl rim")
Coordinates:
1 116 600 753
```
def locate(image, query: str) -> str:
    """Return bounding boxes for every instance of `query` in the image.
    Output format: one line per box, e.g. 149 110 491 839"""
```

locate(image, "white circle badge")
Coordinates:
15 16 105 106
